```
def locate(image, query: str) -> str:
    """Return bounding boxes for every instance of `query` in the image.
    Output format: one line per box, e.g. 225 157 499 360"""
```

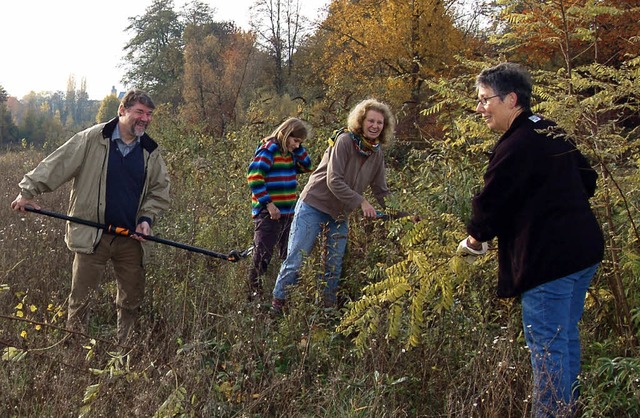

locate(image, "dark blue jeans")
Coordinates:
521 263 599 417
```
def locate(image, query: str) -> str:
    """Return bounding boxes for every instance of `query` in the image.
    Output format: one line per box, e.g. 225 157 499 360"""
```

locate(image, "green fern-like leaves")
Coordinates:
338 212 479 352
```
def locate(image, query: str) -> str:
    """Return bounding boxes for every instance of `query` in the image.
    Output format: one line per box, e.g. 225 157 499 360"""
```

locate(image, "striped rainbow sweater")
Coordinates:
247 138 313 217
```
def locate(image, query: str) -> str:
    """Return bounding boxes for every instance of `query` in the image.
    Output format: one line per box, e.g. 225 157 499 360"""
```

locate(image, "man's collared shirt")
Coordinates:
111 124 140 157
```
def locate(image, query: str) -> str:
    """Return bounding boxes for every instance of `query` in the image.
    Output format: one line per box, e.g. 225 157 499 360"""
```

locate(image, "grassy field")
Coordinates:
1 130 637 417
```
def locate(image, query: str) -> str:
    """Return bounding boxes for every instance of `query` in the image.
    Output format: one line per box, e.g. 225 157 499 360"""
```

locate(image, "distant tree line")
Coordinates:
0 77 101 149
1 0 638 148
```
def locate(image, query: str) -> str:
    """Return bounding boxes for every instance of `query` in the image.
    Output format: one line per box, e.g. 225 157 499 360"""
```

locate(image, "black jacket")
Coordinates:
467 111 604 297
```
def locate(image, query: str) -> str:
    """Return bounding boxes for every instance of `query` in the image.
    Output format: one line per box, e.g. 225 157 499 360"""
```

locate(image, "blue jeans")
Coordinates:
521 263 599 418
272 201 348 303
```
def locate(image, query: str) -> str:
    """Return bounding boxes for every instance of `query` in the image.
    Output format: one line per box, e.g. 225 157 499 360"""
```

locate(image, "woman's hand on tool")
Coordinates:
360 199 377 218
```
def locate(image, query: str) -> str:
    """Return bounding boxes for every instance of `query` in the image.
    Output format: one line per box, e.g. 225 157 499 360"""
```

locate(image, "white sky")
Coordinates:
2 0 328 100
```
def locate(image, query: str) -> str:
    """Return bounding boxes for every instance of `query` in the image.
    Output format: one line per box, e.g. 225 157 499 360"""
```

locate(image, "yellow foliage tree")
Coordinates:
309 0 475 139
96 95 120 123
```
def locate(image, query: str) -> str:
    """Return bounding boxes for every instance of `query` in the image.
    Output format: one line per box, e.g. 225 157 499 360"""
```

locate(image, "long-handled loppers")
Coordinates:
24 207 252 262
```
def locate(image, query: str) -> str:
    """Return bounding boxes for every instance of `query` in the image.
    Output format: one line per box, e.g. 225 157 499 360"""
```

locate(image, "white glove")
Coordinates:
456 238 488 264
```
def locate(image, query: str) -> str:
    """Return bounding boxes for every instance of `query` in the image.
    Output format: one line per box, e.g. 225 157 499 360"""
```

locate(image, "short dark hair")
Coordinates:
120 88 155 111
476 62 533 111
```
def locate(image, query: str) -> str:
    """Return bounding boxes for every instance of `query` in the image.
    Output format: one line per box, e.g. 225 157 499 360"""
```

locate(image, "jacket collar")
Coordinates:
486 111 534 159
499 110 534 142
101 117 159 153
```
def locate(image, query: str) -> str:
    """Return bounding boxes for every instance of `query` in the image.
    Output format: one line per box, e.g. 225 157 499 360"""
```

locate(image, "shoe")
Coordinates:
271 298 286 315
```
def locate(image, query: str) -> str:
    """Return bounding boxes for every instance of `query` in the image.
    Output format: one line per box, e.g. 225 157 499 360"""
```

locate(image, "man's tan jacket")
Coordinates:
19 117 170 256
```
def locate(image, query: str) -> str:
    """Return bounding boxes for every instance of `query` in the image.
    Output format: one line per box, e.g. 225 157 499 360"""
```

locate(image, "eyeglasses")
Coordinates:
477 94 501 106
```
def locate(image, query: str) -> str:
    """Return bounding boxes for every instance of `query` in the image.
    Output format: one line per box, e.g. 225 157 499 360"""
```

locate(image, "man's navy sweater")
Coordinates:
105 142 145 231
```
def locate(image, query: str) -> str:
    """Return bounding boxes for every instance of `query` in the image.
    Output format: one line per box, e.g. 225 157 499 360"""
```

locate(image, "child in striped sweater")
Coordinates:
246 118 313 301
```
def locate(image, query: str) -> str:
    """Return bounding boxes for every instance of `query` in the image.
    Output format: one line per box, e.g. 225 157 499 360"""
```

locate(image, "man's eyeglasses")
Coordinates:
477 94 501 106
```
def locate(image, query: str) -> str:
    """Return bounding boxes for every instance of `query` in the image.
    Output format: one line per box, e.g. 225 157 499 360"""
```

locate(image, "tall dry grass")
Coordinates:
1 131 635 417
0 142 519 418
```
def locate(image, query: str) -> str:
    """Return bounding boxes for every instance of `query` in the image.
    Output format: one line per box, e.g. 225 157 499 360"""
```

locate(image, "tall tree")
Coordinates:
304 0 471 139
96 94 121 123
250 0 307 95
0 84 19 145
75 77 91 126
64 75 77 128
181 1 259 136
492 0 640 71
122 0 185 106
18 99 48 147
48 92 65 128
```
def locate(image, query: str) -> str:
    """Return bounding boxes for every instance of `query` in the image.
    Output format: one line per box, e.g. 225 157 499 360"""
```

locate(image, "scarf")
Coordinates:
329 128 380 157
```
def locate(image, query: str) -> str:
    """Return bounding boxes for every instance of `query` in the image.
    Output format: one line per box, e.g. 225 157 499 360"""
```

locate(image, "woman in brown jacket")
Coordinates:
271 98 394 313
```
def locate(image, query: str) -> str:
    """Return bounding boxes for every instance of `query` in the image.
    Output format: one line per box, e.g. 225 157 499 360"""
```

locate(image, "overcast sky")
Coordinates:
2 0 328 100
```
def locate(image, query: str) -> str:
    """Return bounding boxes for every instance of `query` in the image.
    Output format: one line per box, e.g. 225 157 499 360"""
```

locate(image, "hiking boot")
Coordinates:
271 298 286 315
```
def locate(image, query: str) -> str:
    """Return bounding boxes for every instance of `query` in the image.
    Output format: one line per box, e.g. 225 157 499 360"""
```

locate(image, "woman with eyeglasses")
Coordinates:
458 62 604 417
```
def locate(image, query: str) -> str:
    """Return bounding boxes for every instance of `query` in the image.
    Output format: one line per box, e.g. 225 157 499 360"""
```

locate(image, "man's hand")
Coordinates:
133 221 151 241
11 194 40 212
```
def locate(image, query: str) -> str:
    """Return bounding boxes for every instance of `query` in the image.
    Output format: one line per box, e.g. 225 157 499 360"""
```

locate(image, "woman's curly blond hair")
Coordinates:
347 98 395 145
